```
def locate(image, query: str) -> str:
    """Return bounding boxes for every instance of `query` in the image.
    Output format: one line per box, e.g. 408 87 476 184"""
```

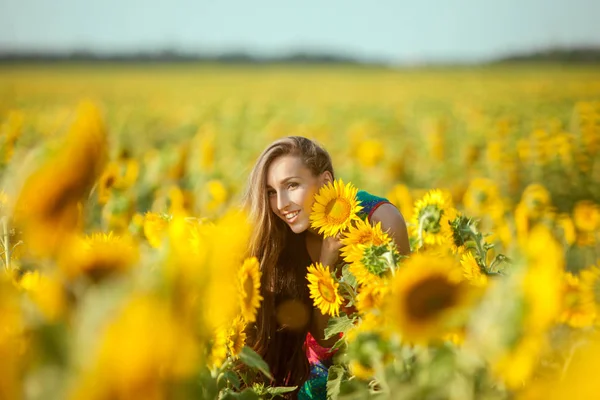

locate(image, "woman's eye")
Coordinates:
267 190 276 197
288 182 298 189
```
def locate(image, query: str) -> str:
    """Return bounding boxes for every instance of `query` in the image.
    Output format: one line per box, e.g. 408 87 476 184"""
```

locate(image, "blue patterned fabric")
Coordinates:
298 190 390 399
356 190 391 222
298 360 330 399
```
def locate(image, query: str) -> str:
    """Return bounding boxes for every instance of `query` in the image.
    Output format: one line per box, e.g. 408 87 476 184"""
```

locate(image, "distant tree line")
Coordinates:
0 47 599 65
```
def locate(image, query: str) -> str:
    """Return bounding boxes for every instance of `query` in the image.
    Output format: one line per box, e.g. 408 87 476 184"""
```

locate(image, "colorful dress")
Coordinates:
298 190 391 399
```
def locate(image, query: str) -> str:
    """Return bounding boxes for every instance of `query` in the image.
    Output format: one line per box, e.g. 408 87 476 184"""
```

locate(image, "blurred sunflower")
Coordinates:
559 273 596 328
307 262 343 317
18 270 66 320
573 200 599 246
310 179 362 238
72 295 198 399
13 101 107 257
97 161 120 205
462 178 504 220
238 257 263 323
61 232 139 282
208 326 228 370
519 183 552 219
460 251 488 287
204 179 228 213
341 219 391 264
356 281 388 314
411 189 456 247
557 213 576 246
385 252 472 343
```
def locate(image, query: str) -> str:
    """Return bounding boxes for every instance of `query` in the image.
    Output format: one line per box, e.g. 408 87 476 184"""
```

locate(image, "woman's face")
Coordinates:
266 155 329 234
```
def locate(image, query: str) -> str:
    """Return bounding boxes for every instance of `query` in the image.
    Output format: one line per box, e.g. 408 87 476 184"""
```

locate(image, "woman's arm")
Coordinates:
370 203 411 256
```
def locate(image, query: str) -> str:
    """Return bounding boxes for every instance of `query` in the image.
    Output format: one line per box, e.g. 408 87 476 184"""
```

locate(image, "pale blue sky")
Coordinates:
1 0 599 62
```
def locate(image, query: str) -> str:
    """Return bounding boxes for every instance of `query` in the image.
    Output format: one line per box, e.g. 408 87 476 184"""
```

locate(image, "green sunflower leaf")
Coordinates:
239 346 273 380
325 314 356 340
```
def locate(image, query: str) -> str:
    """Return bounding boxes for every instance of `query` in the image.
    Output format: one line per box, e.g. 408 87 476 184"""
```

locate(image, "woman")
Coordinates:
243 136 410 398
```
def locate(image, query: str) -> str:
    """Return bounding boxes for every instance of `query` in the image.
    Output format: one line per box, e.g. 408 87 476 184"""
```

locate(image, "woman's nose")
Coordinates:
277 191 290 211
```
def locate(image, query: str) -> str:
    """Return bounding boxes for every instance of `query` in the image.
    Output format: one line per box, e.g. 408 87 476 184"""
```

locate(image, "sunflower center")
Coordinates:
318 281 337 303
405 276 458 320
356 232 373 245
243 275 254 302
325 198 351 224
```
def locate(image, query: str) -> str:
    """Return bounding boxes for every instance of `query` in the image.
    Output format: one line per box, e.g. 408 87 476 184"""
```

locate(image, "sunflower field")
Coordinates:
1 63 600 399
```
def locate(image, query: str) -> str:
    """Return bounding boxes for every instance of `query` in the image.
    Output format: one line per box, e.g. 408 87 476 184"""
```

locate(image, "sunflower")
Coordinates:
558 272 596 328
307 262 343 317
238 257 263 323
97 161 120 205
310 179 362 238
460 251 488 287
573 200 599 233
349 261 384 287
341 219 391 264
462 178 504 219
411 189 456 247
227 316 247 358
356 281 388 314
13 101 107 257
519 183 552 219
385 252 471 343
60 232 139 282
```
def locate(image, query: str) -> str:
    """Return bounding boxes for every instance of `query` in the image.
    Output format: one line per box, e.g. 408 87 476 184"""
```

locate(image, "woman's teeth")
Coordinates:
285 211 300 220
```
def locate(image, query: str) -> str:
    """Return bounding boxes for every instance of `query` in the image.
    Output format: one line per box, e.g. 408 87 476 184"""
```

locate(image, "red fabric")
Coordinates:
304 331 340 364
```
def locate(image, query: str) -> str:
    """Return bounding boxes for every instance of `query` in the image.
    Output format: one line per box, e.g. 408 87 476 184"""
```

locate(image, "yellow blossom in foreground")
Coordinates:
71 295 198 400
0 277 25 400
385 252 472 343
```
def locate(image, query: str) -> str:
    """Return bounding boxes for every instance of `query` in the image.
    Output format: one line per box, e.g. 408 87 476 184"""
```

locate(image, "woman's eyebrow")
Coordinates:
268 176 301 188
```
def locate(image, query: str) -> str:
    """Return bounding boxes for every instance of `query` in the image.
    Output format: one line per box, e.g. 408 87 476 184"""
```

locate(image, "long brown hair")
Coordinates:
242 136 334 389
